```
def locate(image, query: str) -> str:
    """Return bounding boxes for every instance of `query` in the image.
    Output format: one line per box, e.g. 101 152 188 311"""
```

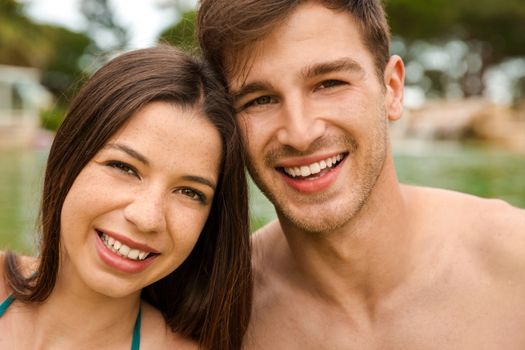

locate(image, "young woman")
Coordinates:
0 46 252 349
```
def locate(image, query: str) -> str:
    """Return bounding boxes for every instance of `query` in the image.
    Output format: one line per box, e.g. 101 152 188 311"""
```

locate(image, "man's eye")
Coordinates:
253 96 272 105
106 161 139 178
243 95 274 109
176 188 206 203
318 80 345 89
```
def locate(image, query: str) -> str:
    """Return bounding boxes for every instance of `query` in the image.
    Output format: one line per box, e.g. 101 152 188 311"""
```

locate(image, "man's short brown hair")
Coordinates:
197 0 391 81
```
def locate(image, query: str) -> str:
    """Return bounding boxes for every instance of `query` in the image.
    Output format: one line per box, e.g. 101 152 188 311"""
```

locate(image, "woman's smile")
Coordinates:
94 230 158 274
97 229 159 261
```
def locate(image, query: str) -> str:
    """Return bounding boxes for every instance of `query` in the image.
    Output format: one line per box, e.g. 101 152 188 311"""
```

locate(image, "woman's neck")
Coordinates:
28 266 141 349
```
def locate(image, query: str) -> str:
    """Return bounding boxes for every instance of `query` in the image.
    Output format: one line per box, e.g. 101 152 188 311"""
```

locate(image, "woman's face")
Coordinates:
60 101 222 298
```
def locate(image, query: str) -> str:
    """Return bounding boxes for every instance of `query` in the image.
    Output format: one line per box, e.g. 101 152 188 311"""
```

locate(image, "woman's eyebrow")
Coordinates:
104 143 217 190
181 175 217 191
104 143 149 166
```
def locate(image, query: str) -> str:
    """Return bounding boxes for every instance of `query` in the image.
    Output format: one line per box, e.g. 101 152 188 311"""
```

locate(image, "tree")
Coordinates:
0 0 51 67
0 0 92 96
158 10 197 52
80 0 129 52
386 0 525 98
39 25 92 99
0 0 95 130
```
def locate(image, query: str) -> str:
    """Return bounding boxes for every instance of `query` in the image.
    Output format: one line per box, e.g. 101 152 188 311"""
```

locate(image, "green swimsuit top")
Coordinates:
0 293 141 350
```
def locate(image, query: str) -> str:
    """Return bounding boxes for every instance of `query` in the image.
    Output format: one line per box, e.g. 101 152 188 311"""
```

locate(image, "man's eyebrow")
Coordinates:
181 175 216 191
231 58 365 103
104 143 149 166
301 58 365 80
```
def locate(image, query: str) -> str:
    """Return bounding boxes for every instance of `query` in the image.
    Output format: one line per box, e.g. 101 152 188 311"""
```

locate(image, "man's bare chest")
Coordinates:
245 287 525 350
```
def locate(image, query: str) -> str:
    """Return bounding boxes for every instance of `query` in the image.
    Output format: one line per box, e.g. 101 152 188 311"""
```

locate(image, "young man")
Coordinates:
198 1 525 348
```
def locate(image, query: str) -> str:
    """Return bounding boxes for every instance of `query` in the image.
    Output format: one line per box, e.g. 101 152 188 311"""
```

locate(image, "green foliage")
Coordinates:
386 0 459 40
0 0 51 67
40 104 67 131
0 0 93 106
456 0 525 61
383 0 525 98
386 0 525 60
39 25 91 99
158 11 198 53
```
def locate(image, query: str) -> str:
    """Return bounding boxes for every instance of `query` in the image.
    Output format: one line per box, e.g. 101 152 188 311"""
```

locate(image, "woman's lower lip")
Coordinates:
281 158 344 193
95 233 156 273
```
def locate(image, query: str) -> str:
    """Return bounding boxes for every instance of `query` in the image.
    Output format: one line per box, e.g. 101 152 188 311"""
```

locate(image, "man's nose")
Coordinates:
123 187 166 234
276 96 326 152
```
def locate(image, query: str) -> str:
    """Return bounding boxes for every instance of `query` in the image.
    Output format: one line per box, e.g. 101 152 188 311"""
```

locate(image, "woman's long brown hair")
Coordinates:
4 45 252 350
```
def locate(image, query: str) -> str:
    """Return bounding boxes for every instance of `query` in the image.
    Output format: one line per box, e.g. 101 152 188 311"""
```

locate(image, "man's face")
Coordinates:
230 2 404 234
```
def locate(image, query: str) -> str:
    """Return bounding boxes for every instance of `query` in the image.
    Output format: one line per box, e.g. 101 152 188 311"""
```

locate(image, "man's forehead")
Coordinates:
223 4 367 89
224 44 263 90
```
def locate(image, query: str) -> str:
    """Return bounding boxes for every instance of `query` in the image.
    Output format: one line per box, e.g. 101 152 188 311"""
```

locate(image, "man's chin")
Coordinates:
274 200 357 234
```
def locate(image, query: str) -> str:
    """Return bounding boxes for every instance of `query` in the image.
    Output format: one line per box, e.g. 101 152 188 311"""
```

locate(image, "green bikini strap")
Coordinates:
131 304 142 350
0 293 15 317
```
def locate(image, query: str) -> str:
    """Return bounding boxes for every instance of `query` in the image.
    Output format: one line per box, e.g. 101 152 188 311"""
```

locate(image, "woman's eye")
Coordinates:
176 188 206 203
106 161 139 178
318 80 345 90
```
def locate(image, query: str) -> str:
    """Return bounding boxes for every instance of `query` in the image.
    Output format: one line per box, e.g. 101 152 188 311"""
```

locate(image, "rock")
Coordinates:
390 98 525 153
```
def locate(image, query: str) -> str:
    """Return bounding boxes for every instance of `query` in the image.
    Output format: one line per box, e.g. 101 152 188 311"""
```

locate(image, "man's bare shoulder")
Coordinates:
467 196 525 279
250 219 296 301
406 185 525 280
251 219 283 241
251 220 286 268
405 184 524 224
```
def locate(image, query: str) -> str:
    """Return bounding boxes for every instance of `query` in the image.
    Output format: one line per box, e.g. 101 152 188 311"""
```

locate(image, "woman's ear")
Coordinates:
383 55 405 122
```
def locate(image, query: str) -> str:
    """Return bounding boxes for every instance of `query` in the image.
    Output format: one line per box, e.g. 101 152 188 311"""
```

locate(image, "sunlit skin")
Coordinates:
227 2 525 349
0 101 221 349
231 1 404 235
60 101 221 299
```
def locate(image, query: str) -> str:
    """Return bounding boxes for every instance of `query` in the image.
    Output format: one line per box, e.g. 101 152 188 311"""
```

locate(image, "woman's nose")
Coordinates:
123 188 167 233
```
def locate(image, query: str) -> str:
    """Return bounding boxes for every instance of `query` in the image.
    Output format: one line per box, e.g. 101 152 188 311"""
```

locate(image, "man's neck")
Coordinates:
277 159 419 313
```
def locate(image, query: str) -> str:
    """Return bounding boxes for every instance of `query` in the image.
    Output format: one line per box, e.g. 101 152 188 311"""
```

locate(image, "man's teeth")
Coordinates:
284 154 344 178
101 233 150 261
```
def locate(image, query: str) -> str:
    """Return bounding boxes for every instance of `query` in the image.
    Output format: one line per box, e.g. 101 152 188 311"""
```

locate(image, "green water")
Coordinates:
1 142 524 252
393 141 525 208
0 148 47 253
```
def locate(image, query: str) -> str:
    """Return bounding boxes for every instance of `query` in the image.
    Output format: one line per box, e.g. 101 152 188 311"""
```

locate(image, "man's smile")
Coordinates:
280 153 347 179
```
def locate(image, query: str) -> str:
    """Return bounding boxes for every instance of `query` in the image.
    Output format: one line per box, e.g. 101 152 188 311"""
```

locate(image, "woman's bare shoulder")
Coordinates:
162 330 199 349
140 302 198 349
0 251 37 299
0 251 7 298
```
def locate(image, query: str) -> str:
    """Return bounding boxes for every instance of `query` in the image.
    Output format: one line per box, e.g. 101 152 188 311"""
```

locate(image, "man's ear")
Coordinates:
383 55 405 121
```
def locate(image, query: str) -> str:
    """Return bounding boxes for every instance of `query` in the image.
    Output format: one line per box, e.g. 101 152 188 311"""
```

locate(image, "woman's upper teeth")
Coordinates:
101 233 150 261
284 154 343 177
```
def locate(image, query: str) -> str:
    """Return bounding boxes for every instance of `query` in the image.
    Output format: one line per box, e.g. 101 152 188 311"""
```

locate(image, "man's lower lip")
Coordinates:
280 159 344 193
95 233 156 273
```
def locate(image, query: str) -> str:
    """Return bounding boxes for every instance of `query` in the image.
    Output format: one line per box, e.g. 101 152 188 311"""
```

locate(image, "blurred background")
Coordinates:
1 0 524 253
